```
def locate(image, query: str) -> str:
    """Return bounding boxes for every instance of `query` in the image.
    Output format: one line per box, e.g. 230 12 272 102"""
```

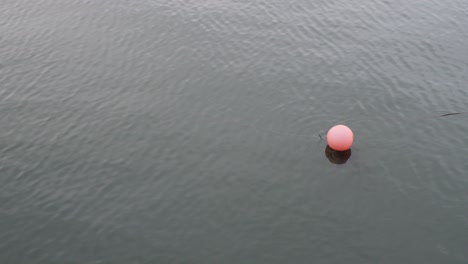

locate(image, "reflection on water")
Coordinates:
325 145 352 164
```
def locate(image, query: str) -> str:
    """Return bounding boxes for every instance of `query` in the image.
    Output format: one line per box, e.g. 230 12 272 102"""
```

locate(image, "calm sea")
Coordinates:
1 0 467 263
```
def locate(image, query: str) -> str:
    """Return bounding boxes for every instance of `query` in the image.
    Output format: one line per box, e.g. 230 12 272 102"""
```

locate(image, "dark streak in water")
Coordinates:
440 112 466 117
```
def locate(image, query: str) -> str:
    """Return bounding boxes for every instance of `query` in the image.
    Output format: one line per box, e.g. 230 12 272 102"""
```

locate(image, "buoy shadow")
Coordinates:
325 145 351 165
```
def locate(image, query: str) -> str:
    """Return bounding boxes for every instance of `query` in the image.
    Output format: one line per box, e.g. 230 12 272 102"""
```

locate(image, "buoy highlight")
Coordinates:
327 125 353 151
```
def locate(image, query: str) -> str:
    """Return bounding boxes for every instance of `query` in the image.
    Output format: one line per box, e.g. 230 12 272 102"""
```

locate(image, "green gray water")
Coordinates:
1 0 468 263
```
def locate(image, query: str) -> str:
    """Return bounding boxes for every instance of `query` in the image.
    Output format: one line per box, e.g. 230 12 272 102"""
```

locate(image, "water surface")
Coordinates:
1 0 468 263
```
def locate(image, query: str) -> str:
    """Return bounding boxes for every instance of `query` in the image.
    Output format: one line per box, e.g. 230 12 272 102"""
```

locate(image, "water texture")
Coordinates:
1 0 467 263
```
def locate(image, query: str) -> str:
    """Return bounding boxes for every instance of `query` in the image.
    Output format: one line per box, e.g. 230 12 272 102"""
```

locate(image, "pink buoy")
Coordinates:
327 124 354 151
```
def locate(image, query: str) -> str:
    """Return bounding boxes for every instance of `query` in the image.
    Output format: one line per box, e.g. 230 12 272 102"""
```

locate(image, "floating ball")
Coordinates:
327 125 354 151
